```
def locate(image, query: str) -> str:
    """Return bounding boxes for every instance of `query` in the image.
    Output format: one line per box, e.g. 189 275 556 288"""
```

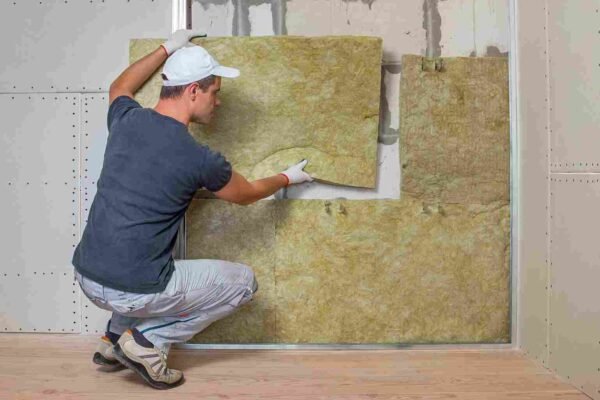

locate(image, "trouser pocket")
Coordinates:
104 289 156 315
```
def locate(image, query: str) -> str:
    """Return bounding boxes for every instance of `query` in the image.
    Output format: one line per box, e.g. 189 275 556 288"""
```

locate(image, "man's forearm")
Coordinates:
110 46 167 94
244 174 288 204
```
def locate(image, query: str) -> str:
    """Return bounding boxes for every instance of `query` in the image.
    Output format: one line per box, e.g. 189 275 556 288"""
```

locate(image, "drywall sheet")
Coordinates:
80 94 112 334
0 0 171 92
130 37 382 188
547 0 600 172
549 175 600 398
0 94 80 276
400 55 510 205
186 199 510 344
0 94 81 332
516 0 550 366
0 271 81 333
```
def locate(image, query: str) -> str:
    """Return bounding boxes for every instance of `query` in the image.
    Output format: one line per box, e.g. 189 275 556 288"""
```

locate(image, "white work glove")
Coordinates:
161 29 207 56
280 159 313 186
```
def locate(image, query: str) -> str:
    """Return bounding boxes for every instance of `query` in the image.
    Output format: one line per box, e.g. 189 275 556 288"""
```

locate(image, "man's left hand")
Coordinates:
161 29 207 56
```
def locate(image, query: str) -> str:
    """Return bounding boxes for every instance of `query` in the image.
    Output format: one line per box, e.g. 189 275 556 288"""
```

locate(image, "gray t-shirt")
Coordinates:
72 96 232 294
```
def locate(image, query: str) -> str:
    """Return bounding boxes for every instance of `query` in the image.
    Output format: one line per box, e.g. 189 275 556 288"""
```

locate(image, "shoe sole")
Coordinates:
113 344 184 390
92 352 126 372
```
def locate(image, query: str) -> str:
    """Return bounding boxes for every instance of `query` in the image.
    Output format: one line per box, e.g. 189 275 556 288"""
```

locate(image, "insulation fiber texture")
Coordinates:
400 55 510 205
187 199 510 344
130 37 382 188
182 55 510 344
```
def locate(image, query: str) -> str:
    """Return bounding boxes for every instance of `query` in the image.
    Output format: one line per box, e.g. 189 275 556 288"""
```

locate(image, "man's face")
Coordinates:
190 76 221 124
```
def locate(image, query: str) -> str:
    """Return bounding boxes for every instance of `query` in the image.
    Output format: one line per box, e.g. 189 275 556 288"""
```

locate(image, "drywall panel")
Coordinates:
0 271 81 333
330 0 425 63
81 94 109 226
186 199 510 344
80 94 112 334
400 55 510 206
0 94 80 275
547 0 600 172
186 201 278 343
131 36 382 188
192 0 235 37
549 175 600 398
0 94 81 332
0 0 171 93
516 0 550 366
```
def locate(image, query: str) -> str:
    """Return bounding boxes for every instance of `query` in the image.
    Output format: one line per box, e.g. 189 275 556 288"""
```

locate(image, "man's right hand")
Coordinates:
280 159 313 186
214 160 312 206
161 29 207 56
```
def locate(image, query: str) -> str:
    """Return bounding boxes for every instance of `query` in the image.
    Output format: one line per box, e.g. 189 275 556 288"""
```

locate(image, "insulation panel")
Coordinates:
187 199 510 344
131 36 382 188
187 201 278 343
400 55 510 206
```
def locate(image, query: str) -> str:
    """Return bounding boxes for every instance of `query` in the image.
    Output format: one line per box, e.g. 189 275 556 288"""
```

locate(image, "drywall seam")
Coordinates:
543 0 552 366
509 0 518 349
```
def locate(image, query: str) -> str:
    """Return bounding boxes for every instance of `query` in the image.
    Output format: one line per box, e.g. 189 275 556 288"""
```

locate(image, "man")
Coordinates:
72 29 312 390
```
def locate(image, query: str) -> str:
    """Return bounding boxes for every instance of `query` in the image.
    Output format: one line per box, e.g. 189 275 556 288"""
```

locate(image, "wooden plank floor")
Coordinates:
0 334 589 399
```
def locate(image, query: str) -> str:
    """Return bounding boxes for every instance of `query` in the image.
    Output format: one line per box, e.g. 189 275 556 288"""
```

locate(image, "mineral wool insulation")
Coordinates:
131 36 382 188
129 38 509 344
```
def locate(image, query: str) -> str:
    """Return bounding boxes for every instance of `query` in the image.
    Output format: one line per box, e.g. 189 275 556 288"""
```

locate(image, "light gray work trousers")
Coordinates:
75 259 257 354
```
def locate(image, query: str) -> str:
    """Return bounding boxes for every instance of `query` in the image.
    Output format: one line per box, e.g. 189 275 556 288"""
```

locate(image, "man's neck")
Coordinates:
153 100 190 127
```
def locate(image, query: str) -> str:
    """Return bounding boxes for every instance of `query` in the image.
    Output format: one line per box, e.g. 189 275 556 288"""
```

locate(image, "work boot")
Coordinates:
113 329 184 390
92 335 126 372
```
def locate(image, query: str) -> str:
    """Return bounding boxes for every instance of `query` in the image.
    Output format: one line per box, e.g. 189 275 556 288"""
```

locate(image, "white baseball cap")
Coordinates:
161 45 240 87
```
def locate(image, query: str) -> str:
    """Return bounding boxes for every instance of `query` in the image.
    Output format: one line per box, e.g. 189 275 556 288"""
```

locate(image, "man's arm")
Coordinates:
215 160 312 205
109 47 167 104
109 29 206 104
215 172 288 206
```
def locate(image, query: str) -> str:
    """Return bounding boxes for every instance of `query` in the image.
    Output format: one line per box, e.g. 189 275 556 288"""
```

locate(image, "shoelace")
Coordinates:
157 349 170 376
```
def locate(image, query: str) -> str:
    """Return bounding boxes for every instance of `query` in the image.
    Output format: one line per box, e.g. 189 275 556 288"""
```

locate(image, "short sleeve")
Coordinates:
197 145 233 192
107 96 141 130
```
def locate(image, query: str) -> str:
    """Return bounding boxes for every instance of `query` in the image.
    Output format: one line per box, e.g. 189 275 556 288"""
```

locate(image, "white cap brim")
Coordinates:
162 65 240 86
213 65 240 78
